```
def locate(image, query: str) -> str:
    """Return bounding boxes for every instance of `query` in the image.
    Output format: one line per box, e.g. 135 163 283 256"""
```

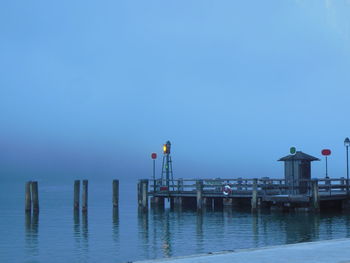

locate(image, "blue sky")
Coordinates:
1 0 350 181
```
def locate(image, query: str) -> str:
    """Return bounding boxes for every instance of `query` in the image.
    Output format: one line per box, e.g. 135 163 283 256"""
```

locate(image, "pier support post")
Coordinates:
204 197 212 208
196 180 203 211
82 180 88 213
151 196 165 209
25 181 32 213
311 179 320 212
223 198 233 207
137 182 141 206
141 179 149 211
251 178 258 212
74 180 80 210
174 197 183 209
342 199 350 211
113 179 119 208
31 181 39 214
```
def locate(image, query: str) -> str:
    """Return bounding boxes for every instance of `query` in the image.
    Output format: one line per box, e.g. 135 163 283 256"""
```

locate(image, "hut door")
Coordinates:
299 161 311 194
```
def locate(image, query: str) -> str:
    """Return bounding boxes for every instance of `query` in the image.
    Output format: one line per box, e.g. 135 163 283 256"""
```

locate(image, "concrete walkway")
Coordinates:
135 238 350 263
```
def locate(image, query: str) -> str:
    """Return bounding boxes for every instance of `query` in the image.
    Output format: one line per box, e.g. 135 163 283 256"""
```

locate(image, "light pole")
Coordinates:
151 153 157 192
345 137 350 196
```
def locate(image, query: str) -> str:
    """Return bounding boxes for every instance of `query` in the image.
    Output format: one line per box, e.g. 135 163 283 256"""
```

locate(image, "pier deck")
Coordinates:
138 178 350 211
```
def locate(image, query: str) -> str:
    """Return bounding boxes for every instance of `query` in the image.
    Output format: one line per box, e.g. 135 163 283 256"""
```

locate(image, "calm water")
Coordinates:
1 179 350 263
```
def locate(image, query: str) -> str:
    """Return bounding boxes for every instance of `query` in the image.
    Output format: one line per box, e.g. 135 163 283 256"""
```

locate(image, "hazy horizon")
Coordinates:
1 0 350 181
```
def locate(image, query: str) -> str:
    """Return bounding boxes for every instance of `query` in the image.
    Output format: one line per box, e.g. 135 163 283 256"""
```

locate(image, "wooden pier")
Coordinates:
138 177 350 212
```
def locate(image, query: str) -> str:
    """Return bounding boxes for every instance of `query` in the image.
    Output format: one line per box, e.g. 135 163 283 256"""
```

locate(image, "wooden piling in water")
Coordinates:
223 198 233 207
311 179 319 211
196 180 203 210
31 181 39 214
113 179 119 207
140 179 148 210
25 181 32 213
137 182 140 206
174 197 182 209
251 178 258 212
82 180 88 213
151 196 165 209
204 197 214 209
74 180 80 210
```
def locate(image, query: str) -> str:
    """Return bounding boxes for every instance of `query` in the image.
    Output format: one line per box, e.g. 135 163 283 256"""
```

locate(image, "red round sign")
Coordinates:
151 153 157 159
321 149 331 156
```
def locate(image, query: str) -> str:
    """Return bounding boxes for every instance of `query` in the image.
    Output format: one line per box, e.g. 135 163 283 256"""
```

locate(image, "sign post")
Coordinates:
321 149 331 178
290 147 296 194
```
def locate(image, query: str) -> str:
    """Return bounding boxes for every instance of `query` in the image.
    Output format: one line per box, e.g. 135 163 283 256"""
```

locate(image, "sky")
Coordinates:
1 0 350 181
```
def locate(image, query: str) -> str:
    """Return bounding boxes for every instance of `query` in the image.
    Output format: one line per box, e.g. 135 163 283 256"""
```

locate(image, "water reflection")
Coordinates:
112 207 119 243
252 212 259 247
345 214 350 238
282 213 320 244
73 210 80 240
138 209 150 259
161 211 172 257
82 212 88 251
324 215 333 240
73 210 89 260
25 212 39 256
196 212 203 251
138 207 350 261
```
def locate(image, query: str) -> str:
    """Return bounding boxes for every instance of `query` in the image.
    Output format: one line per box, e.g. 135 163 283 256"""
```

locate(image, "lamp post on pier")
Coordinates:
345 137 350 197
151 153 157 192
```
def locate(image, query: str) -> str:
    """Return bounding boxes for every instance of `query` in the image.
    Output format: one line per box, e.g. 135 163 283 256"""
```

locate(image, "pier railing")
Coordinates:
147 177 349 197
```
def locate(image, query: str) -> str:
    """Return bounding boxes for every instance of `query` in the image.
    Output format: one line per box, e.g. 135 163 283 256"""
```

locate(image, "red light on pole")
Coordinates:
151 153 157 159
321 149 331 178
322 149 331 156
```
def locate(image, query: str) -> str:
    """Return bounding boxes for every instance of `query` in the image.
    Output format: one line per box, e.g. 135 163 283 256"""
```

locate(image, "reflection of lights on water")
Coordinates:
162 242 171 257
162 243 170 249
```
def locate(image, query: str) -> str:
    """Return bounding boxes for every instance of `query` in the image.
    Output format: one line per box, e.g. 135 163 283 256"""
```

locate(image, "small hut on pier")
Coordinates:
278 151 320 195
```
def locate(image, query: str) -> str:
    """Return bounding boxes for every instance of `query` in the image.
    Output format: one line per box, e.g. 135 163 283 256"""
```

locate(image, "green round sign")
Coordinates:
290 147 296 154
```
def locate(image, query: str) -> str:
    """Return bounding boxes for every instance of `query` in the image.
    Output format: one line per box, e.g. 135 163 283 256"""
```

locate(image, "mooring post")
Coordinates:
82 180 88 213
113 179 119 208
31 181 39 214
196 180 203 211
311 179 320 211
251 178 258 212
174 197 182 209
151 196 165 209
141 179 149 210
223 198 233 207
137 182 141 206
25 181 32 213
74 180 80 210
205 197 213 208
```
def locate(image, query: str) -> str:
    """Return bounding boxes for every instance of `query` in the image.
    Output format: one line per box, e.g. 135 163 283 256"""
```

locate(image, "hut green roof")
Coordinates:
278 151 320 161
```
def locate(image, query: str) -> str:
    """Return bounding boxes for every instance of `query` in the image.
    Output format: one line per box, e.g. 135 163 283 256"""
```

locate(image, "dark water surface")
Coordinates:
1 179 350 263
